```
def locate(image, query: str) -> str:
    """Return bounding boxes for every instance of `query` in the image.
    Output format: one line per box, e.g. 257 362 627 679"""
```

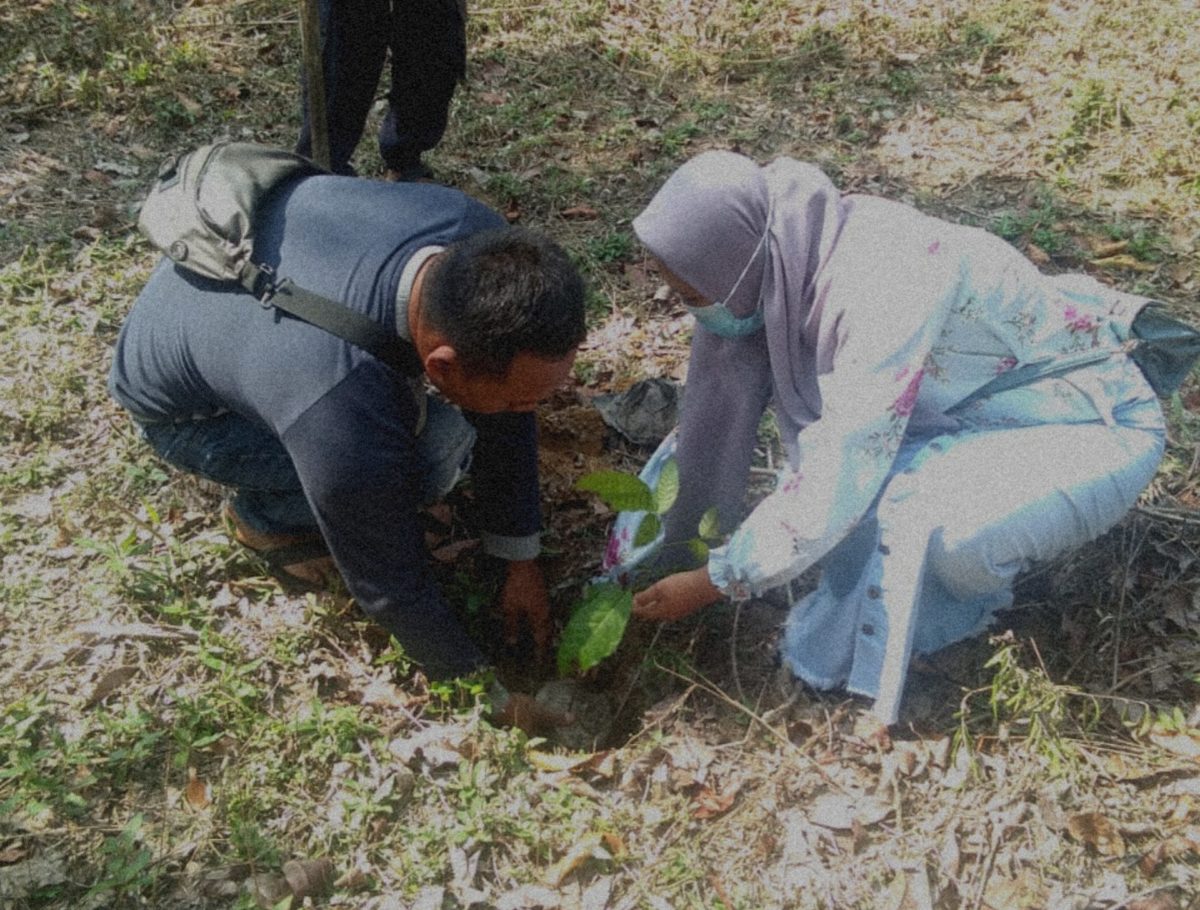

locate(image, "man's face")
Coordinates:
432 349 577 414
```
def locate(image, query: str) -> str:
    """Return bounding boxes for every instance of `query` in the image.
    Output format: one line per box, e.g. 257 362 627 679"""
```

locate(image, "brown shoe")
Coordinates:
222 504 340 593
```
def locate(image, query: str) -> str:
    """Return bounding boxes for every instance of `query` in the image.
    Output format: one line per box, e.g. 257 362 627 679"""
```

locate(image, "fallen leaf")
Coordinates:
479 91 506 105
527 749 595 773
249 872 290 909
545 833 609 887
1090 254 1158 272
282 857 334 899
84 666 138 708
184 767 212 810
561 205 599 220
1138 830 1200 877
495 884 560 909
1026 243 1051 265
1127 893 1183 910
1150 730 1200 759
1091 239 1129 258
691 783 739 819
388 724 468 768
0 844 28 864
808 792 893 830
1066 811 1126 857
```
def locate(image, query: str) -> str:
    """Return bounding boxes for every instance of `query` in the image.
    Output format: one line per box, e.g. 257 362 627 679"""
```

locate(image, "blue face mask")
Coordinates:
684 214 771 339
685 299 764 337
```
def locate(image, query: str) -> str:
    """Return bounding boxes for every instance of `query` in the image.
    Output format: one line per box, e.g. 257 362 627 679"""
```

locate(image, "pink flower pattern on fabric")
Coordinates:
1064 305 1098 334
781 471 805 495
601 525 631 571
995 355 1018 374
891 367 925 417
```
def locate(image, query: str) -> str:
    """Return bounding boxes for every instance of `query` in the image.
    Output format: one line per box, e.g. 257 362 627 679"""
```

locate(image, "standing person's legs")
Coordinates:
380 0 466 178
297 0 391 175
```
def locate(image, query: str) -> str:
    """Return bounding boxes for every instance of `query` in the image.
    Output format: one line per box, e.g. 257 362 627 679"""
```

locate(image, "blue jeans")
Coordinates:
139 397 475 535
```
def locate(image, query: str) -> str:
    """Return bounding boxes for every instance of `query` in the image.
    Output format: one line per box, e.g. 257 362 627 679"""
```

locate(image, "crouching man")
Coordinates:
108 171 586 730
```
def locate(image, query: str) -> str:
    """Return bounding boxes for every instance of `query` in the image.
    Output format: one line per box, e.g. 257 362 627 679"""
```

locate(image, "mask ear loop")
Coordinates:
714 201 774 314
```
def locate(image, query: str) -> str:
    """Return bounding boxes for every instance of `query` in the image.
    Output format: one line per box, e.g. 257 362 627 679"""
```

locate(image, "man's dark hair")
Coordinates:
422 227 587 376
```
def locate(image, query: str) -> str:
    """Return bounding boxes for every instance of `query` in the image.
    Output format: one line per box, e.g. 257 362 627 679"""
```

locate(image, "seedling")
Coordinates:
558 459 719 675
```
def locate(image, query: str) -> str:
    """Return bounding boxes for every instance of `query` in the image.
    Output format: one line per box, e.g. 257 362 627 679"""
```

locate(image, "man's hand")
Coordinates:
499 559 552 657
632 566 722 621
490 690 574 736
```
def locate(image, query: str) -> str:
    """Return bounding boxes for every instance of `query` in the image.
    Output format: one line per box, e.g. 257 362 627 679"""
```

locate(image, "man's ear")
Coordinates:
423 344 459 385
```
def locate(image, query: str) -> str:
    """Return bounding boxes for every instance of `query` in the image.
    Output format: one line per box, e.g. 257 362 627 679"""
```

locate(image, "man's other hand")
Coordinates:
499 559 552 657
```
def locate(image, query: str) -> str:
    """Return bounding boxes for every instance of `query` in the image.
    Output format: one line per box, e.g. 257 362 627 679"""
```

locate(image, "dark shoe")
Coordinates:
222 503 340 593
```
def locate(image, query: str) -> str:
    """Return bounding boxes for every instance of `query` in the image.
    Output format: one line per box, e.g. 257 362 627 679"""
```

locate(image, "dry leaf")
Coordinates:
1090 239 1129 258
1090 254 1158 272
1138 831 1200 877
249 872 290 908
691 783 739 819
84 666 138 708
495 884 560 909
1149 730 1200 759
282 857 335 899
1066 812 1126 857
0 844 28 864
561 205 600 220
184 767 212 810
1026 243 1051 265
808 792 893 830
545 833 608 887
527 749 595 773
1127 893 1183 910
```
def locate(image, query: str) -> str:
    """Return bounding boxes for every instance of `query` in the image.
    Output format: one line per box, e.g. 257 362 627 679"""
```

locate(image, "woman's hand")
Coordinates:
632 566 722 621
499 559 551 658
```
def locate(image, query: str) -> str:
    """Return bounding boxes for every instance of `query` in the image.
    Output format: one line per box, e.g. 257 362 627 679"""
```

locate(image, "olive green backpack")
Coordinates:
137 140 422 375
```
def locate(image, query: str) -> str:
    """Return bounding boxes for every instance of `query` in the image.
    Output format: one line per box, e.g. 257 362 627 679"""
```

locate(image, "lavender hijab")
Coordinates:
633 151 844 439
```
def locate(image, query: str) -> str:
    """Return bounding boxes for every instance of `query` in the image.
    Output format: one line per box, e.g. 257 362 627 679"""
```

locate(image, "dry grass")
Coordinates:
3 1 1200 908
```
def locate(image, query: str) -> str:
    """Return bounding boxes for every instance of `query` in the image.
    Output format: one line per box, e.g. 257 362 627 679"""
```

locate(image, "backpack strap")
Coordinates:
240 261 424 377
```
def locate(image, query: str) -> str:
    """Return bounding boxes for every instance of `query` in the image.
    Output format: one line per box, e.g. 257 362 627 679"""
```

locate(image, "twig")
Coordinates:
730 600 747 706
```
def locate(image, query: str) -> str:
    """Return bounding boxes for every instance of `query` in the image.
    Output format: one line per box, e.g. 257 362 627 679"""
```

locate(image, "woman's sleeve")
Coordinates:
708 245 960 598
663 326 774 543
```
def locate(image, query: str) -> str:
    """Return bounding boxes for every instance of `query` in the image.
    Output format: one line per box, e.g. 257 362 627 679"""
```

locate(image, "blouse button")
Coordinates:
878 543 890 555
861 624 875 636
867 585 882 599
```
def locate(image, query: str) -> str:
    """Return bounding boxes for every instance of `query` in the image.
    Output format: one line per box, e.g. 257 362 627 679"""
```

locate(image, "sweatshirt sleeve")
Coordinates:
283 362 487 677
466 410 542 561
708 234 962 598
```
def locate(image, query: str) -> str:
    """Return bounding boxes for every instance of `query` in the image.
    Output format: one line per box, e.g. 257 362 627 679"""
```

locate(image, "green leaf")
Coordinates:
557 583 632 675
653 458 679 514
633 513 661 548
697 506 721 540
688 539 710 563
576 470 654 512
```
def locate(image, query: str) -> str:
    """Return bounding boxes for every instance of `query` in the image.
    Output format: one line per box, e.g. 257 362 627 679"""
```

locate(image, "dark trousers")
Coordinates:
296 0 466 175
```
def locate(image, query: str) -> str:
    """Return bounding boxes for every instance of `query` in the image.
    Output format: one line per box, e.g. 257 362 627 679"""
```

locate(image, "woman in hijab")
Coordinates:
612 149 1180 725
